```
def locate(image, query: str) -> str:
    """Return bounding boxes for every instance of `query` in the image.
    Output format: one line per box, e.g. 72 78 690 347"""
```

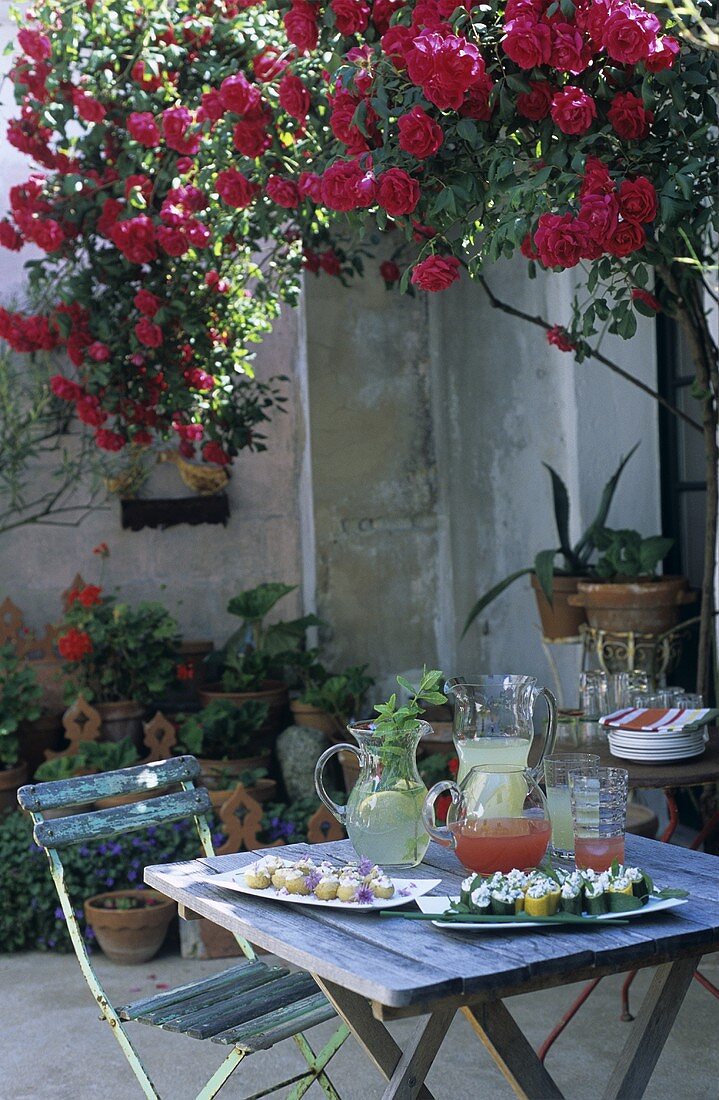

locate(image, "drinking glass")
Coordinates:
544 753 600 859
608 671 649 711
570 767 629 872
631 691 665 707
579 670 608 719
676 693 704 708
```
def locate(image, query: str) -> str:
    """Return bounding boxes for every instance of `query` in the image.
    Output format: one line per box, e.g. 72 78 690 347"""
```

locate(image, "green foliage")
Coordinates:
418 752 456 789
297 664 374 721
175 699 270 759
373 669 446 737
0 645 42 768
594 528 674 579
34 755 82 782
34 737 141 780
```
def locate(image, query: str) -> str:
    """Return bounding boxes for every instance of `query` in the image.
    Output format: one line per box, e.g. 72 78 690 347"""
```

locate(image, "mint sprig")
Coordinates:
372 668 446 736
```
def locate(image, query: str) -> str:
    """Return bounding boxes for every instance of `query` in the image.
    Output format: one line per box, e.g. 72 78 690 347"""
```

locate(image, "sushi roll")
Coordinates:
623 866 650 902
468 883 492 915
583 877 609 915
558 872 585 916
460 874 486 907
490 885 525 916
607 873 644 912
524 877 561 917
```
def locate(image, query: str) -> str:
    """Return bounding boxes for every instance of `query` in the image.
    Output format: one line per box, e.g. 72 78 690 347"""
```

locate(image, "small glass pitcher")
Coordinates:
314 720 431 868
422 764 551 874
446 675 558 782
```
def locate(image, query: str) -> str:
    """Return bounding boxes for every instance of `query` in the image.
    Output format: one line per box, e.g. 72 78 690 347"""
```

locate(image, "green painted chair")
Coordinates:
17 755 349 1100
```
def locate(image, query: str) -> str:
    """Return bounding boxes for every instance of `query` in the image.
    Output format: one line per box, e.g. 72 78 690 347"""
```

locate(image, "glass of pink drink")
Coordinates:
570 767 629 873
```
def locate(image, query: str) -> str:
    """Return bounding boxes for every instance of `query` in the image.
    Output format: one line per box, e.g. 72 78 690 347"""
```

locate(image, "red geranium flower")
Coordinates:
58 627 93 661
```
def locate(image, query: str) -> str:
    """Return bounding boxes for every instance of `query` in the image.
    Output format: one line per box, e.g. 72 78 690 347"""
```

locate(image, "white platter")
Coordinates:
204 869 442 911
415 894 688 930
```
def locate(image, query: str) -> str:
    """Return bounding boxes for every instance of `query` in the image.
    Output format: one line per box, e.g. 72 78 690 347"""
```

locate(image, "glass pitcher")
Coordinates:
314 721 431 867
422 764 551 874
446 675 558 782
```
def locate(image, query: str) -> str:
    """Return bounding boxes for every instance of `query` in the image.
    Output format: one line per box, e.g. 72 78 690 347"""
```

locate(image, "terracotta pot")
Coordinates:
96 700 145 749
0 759 28 814
207 778 277 809
338 748 360 794
18 713 64 779
199 679 289 741
531 574 588 640
198 755 272 790
198 918 243 959
568 576 696 635
84 888 176 965
289 701 346 741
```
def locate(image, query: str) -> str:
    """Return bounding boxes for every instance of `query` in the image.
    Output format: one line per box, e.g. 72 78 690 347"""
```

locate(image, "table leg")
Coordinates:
314 977 450 1100
601 955 701 1100
463 1002 564 1100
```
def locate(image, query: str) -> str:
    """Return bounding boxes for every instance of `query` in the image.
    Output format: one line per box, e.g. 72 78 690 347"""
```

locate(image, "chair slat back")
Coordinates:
17 755 201 811
33 787 212 850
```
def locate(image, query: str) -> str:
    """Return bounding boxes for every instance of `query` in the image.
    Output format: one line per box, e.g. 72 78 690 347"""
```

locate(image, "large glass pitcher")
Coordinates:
446 675 558 782
314 721 430 867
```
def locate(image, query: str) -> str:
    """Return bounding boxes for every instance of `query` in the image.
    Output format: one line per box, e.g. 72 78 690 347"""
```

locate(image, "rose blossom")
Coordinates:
632 288 661 311
157 226 188 256
58 628 93 661
406 31 486 111
0 220 23 251
135 318 163 348
377 169 420 217
266 175 301 208
32 219 64 252
321 160 376 211
550 23 590 74
461 74 495 120
279 75 310 122
646 35 680 72
605 220 646 257
202 441 230 465
534 212 586 268
18 28 52 62
319 249 342 276
134 289 161 316
253 48 288 82
577 192 619 254
411 254 461 291
95 428 126 452
398 106 443 158
380 259 401 282
580 156 615 198
550 87 596 135
110 216 157 263
87 341 111 362
381 26 415 69
72 88 106 123
232 118 272 158
330 0 370 36
502 16 552 69
284 2 320 52
547 325 576 352
298 172 323 202
127 112 161 147
162 107 201 155
76 395 107 427
618 177 657 223
219 73 262 115
216 168 259 209
50 375 83 402
516 81 553 121
608 92 653 140
602 3 660 65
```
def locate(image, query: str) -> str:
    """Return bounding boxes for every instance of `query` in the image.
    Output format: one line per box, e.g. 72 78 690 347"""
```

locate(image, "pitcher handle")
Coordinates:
532 686 559 780
422 780 464 847
314 743 360 826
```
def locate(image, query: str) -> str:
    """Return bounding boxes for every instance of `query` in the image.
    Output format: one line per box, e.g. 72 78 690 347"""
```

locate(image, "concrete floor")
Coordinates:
1 948 718 1100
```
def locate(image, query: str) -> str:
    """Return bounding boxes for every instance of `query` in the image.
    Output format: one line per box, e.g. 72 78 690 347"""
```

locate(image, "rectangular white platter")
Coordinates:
204 869 442 912
415 894 688 931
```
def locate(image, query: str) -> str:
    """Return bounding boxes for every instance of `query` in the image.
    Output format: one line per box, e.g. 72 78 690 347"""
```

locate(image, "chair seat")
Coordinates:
118 959 335 1051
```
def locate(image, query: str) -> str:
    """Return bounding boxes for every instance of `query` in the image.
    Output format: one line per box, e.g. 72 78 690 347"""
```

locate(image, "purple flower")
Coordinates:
54 906 64 920
398 887 411 897
358 857 374 876
304 870 322 891
356 885 375 905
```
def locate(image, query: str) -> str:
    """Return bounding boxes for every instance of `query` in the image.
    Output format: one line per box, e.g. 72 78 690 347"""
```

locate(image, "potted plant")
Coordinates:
568 528 696 635
83 888 176 965
0 645 42 811
290 663 375 743
463 446 639 640
57 583 180 745
175 698 272 788
201 583 321 735
202 765 276 811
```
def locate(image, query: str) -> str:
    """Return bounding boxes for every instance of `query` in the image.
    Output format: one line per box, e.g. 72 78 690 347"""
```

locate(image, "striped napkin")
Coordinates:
599 707 717 732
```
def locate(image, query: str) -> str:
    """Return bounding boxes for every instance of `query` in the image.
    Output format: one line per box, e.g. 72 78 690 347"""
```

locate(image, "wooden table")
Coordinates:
146 835 719 1100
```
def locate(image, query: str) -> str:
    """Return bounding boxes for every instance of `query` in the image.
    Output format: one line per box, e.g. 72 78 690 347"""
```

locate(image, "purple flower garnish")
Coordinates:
398 887 411 897
356 885 375 905
358 857 374 876
304 870 322 891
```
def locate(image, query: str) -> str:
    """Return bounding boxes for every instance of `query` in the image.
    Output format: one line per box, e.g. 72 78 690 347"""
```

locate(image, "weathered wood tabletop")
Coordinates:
146 835 719 1099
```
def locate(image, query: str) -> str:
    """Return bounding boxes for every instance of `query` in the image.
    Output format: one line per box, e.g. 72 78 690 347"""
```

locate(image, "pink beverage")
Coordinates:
449 817 552 874
574 835 625 872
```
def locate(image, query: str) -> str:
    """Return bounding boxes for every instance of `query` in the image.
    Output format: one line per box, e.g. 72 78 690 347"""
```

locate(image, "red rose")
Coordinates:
162 107 200 156
580 156 614 198
547 325 576 352
550 23 590 74
373 0 403 33
185 220 211 248
0 220 23 251
219 73 262 116
87 341 111 362
321 160 376 211
646 35 680 72
605 220 646 257
577 192 619 256
127 112 161 147
174 421 204 442
618 177 657 224
50 375 83 401
319 249 342 276
202 440 230 465
411 254 461 292
283 2 319 52
76 395 107 427
516 81 553 121
131 60 164 92
520 232 539 260
97 198 123 237
303 248 321 273
124 174 153 203
460 74 495 120
398 106 443 159
233 118 272 158
381 26 415 69
58 628 93 661
253 48 288 82
18 28 51 62
330 0 370 36
94 428 126 452
199 89 225 123
279 75 310 122
132 429 153 446
602 4 659 65
502 16 552 69
298 171 323 202
266 175 301 208
632 287 661 311
216 168 259 209
407 31 485 111
380 259 401 283
32 218 64 252
534 212 586 269
186 368 215 390
157 226 188 256
608 91 653 141
134 289 161 316
550 87 596 135
330 90 375 155
135 318 163 348
72 88 106 123
110 216 157 264
377 169 420 217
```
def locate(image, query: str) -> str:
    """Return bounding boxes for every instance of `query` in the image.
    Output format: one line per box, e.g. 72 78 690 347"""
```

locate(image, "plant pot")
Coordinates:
96 700 145 749
198 755 272 790
207 778 277 809
84 889 176 965
198 918 243 958
176 639 214 688
0 759 28 814
568 576 696 635
18 712 64 778
531 574 588 640
289 701 346 741
199 679 289 741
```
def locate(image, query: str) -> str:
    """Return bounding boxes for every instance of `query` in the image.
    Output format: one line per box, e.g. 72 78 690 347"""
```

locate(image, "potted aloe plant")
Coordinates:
463 445 640 640
0 645 42 811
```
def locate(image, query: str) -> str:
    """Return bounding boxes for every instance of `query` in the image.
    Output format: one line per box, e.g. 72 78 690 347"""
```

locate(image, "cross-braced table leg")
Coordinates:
314 977 454 1100
463 1002 564 1100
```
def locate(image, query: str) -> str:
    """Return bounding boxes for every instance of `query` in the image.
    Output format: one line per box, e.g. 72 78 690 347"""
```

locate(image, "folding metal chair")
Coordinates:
17 755 349 1099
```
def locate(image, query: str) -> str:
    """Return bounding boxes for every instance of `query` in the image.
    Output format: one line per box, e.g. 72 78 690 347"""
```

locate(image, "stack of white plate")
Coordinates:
608 727 707 763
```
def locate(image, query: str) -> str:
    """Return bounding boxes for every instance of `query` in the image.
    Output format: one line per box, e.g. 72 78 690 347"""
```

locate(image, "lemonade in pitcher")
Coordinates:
456 736 532 781
346 780 429 866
